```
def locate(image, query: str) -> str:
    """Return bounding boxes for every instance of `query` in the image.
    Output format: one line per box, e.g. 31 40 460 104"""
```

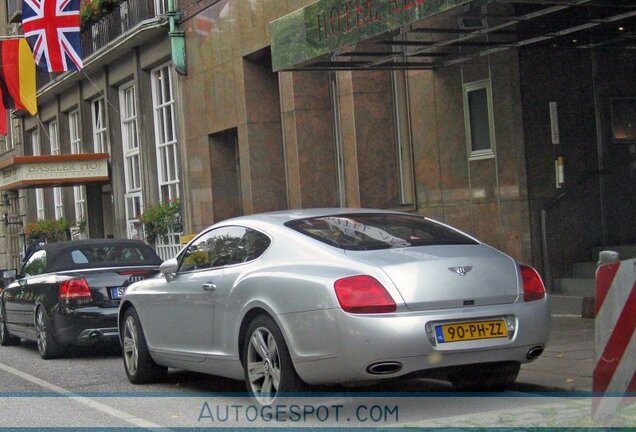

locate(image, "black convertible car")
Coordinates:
0 239 162 359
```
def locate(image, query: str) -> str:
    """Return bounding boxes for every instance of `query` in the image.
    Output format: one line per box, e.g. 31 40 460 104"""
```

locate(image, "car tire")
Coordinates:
35 307 65 359
122 307 167 384
449 361 520 391
242 314 305 406
0 302 20 346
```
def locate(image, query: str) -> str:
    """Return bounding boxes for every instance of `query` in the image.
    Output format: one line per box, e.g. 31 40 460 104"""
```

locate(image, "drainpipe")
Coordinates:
166 0 186 75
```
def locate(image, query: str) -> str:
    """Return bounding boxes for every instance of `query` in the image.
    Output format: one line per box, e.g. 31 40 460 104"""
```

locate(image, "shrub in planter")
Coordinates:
139 198 183 243
24 218 71 243
80 0 121 29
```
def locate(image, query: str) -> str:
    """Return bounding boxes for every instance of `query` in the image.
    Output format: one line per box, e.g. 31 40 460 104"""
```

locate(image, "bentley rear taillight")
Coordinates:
520 265 546 302
59 278 92 301
334 275 396 314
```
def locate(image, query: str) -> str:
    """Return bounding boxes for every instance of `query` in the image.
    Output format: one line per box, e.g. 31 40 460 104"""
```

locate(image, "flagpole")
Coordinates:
0 36 25 40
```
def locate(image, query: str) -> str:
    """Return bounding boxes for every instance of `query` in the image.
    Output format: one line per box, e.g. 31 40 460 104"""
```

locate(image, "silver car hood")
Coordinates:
345 245 519 311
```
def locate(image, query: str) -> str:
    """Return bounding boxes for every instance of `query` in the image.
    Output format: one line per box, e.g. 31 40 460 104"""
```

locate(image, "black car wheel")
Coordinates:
0 302 20 346
243 315 305 406
449 361 520 391
35 307 64 359
122 308 167 384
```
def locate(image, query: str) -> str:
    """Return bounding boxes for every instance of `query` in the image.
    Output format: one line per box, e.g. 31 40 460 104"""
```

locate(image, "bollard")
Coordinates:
592 255 636 420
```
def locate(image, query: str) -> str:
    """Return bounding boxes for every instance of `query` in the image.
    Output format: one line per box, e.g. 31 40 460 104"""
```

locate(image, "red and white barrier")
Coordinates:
593 258 636 419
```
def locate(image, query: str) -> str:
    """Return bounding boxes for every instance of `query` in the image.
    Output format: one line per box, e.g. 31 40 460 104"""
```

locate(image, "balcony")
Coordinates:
80 0 164 59
35 0 168 94
7 0 21 23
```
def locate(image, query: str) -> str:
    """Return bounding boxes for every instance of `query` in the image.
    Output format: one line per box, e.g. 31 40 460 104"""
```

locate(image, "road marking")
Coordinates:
0 361 164 429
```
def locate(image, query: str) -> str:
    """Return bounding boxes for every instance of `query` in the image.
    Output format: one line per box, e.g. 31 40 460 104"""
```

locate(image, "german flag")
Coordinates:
0 38 37 116
0 85 6 135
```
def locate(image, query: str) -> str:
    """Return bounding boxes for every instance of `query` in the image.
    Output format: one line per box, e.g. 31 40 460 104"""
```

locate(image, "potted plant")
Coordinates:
24 218 71 243
139 198 183 244
80 0 121 29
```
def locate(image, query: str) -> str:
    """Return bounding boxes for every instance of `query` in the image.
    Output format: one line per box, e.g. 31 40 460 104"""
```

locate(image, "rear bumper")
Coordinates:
52 306 119 346
278 298 550 385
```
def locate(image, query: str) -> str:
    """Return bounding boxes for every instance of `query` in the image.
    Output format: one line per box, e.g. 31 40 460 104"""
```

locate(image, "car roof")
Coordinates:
28 239 162 273
215 208 408 227
39 238 155 255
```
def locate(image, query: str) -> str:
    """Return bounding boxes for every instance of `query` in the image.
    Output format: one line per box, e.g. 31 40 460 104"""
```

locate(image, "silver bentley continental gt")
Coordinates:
118 209 549 404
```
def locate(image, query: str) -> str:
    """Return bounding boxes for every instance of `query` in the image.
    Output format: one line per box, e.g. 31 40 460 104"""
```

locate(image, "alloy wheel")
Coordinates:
246 327 281 405
35 309 47 355
123 315 139 376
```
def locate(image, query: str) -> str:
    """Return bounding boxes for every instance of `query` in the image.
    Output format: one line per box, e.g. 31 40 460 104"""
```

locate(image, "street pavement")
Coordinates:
1 315 633 428
515 315 594 392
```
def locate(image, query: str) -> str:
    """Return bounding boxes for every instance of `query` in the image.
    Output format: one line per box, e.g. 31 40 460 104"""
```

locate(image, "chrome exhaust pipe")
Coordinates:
366 361 403 375
527 346 544 361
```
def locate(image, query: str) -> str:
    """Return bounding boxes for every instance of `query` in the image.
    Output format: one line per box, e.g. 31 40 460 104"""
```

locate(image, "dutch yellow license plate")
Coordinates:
435 320 508 343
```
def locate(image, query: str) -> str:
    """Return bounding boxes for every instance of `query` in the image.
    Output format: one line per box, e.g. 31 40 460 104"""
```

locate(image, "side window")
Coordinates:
179 226 246 272
232 229 271 264
21 250 48 277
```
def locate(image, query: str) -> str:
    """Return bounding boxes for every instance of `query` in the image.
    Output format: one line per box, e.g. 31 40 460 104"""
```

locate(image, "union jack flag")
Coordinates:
22 0 83 72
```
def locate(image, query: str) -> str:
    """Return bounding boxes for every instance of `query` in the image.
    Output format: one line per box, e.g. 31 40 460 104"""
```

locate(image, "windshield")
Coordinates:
285 213 478 251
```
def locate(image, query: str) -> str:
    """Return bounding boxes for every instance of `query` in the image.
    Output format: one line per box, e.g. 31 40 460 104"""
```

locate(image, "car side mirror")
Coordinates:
3 269 17 282
160 258 178 282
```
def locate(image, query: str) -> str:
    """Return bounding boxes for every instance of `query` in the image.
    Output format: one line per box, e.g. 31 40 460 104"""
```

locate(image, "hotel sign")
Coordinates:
270 0 471 71
0 154 110 190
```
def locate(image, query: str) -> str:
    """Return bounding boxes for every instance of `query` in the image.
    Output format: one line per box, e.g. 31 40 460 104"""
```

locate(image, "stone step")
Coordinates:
572 261 598 279
591 245 636 261
554 277 596 297
549 294 595 318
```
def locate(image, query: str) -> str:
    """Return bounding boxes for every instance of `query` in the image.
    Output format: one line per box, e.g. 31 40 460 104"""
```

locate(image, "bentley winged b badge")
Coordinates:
448 266 473 276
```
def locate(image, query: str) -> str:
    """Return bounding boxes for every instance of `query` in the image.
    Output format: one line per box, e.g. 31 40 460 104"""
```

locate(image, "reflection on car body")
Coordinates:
118 208 549 406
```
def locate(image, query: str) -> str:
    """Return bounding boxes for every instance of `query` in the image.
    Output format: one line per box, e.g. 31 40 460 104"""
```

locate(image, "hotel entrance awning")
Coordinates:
0 154 110 191
270 0 636 72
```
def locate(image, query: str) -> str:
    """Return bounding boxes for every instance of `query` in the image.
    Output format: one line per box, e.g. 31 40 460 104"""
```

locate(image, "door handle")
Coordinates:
202 283 216 292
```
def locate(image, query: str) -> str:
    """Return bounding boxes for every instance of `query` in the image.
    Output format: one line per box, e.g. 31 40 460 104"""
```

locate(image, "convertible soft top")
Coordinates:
31 239 162 273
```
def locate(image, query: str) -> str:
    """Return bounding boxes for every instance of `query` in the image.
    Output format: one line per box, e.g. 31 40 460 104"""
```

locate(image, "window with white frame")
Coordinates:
69 110 87 222
49 120 65 220
120 82 144 240
8 115 17 150
31 130 45 220
463 79 496 160
151 63 181 259
92 98 109 153
154 0 167 15
152 64 180 202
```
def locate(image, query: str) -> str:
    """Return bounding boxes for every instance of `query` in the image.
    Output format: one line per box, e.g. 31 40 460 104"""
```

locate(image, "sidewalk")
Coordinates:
516 315 595 392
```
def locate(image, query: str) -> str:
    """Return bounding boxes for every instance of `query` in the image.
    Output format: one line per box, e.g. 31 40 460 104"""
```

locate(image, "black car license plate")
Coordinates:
110 287 126 299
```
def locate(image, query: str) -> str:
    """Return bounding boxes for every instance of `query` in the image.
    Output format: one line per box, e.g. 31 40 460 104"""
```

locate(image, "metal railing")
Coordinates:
80 0 159 59
540 169 608 292
155 233 182 260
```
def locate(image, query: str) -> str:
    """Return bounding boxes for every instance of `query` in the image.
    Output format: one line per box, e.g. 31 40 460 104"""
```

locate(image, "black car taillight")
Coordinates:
117 270 150 276
59 278 93 301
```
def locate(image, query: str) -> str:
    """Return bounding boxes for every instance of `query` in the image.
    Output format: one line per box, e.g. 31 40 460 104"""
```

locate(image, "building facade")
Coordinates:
0 0 186 267
177 0 636 289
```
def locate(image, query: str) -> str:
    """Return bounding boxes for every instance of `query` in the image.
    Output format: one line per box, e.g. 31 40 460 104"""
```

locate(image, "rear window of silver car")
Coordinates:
285 213 478 251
